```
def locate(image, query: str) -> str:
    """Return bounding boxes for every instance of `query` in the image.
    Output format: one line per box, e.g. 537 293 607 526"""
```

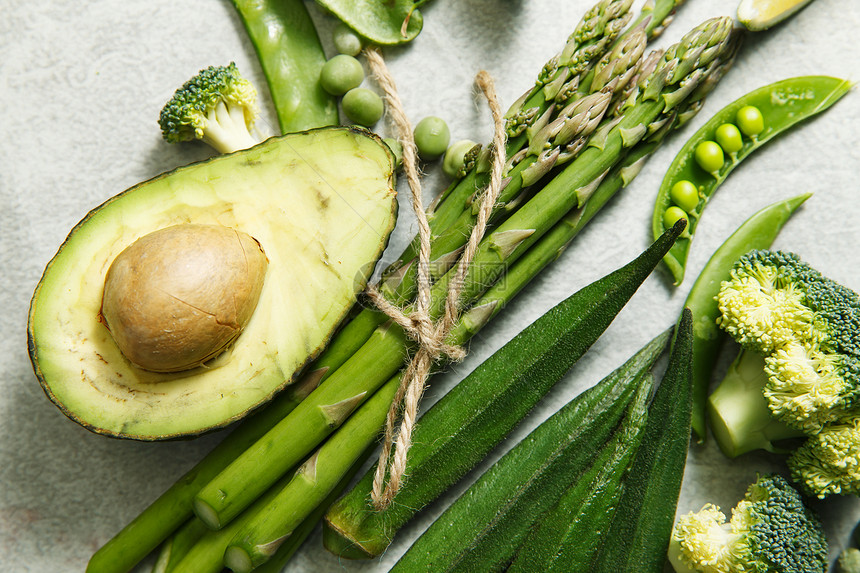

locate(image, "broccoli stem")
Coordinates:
708 348 805 457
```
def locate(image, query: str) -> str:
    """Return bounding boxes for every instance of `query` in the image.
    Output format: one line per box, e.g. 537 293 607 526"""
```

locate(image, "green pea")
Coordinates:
333 22 363 56
442 140 478 178
652 76 850 287
694 140 724 173
413 116 450 160
670 180 699 213
383 137 403 170
320 54 364 96
715 123 743 154
342 88 384 127
736 105 764 137
663 206 688 230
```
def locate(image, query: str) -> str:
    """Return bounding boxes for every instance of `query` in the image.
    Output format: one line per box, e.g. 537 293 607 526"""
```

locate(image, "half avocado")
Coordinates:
28 127 398 440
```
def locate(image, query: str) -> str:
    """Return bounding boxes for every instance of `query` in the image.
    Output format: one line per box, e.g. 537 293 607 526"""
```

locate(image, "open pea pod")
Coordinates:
315 0 430 45
652 75 852 285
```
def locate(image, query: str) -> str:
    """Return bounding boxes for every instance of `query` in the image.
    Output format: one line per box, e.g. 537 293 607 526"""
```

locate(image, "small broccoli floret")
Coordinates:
668 474 828 573
711 250 860 447
837 547 860 573
788 418 860 498
158 63 262 154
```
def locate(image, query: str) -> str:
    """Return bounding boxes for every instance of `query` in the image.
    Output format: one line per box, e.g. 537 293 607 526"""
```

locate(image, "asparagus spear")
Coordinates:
318 48 741 555
84 3 710 569
85 386 307 573
225 221 686 570
192 16 740 532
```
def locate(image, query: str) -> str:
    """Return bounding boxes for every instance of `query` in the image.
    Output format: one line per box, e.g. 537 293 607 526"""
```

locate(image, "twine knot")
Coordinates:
363 47 506 510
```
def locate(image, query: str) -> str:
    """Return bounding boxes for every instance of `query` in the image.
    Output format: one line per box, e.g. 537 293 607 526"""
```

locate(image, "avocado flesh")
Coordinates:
28 127 397 440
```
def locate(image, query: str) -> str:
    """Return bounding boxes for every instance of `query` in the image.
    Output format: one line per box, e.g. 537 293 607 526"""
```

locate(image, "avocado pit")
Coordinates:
100 223 268 373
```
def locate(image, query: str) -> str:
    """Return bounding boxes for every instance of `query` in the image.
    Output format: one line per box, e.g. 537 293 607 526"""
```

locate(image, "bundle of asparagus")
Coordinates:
86 2 743 571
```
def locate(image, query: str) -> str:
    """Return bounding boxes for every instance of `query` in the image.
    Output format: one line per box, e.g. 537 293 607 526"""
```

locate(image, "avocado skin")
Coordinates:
28 126 398 440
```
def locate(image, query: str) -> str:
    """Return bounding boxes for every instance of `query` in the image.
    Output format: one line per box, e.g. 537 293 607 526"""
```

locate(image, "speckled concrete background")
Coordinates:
2 1 859 571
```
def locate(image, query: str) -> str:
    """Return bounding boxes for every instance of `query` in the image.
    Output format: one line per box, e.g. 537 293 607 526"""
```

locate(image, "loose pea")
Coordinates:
442 139 478 178
694 140 725 173
333 22 363 56
320 54 364 96
670 180 699 213
736 105 764 137
342 87 384 127
715 123 743 154
663 206 688 230
413 116 450 160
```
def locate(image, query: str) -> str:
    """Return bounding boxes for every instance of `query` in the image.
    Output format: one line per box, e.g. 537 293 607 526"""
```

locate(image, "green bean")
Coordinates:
231 0 338 133
315 0 431 45
682 192 811 442
651 75 851 285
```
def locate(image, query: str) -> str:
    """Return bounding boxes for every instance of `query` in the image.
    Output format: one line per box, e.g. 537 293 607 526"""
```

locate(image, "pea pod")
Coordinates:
682 192 811 442
231 0 338 133
652 75 851 285
315 0 430 46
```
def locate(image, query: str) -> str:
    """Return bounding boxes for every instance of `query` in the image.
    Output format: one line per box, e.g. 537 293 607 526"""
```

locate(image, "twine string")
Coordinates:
363 47 507 510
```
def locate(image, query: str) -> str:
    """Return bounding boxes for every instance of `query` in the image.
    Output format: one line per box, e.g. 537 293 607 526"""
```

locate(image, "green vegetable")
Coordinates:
663 206 689 230
711 249 860 432
668 474 828 573
158 63 262 154
707 249 860 498
788 418 860 498
320 54 364 96
652 75 852 285
153 447 372 573
591 309 693 573
231 0 338 133
670 180 699 213
191 15 739 532
391 331 671 572
838 548 860 573
87 392 309 573
442 139 478 178
315 0 429 45
693 140 725 173
736 104 765 136
332 22 363 56
322 221 685 559
507 377 652 573
341 87 385 127
223 376 402 571
714 122 743 153
413 116 451 160
682 193 811 441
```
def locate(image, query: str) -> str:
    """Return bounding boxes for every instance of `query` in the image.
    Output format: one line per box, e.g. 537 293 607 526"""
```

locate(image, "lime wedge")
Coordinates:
737 0 816 31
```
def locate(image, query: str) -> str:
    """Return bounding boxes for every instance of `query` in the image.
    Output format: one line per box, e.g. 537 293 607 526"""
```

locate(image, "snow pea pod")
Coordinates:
231 0 338 133
315 0 430 46
683 192 811 442
652 75 851 285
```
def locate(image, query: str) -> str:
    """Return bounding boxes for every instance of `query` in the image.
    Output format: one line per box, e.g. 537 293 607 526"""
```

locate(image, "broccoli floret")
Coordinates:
837 547 860 573
668 474 828 573
710 250 860 447
788 417 860 498
158 63 262 154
